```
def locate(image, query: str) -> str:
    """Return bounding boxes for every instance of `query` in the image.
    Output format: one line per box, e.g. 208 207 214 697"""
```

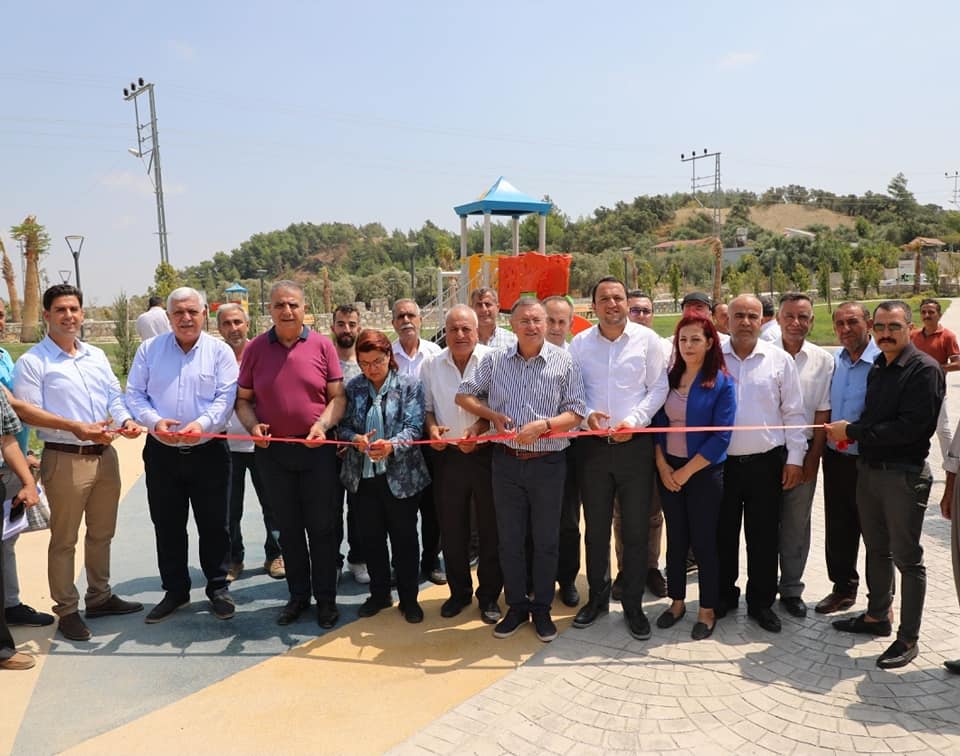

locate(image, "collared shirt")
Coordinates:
722 338 807 465
569 321 668 429
484 327 518 350
827 338 881 455
774 338 833 440
14 337 131 445
225 341 252 453
135 306 171 340
0 346 28 454
238 326 342 438
392 337 442 379
760 320 781 343
458 340 586 452
126 331 238 446
421 344 491 438
846 342 944 466
911 324 960 367
0 390 21 439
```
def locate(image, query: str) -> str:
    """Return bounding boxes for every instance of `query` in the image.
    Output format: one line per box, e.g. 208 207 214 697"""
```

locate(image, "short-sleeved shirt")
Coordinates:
238 326 343 437
911 325 960 368
392 338 442 379
775 338 833 440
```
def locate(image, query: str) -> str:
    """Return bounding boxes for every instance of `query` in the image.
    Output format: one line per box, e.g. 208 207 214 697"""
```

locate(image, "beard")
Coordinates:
336 332 356 349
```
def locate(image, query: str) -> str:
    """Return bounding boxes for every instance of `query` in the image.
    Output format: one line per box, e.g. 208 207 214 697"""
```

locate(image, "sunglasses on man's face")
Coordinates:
629 307 651 316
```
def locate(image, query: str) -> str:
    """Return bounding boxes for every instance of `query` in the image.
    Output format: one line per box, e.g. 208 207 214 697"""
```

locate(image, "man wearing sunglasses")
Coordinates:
826 300 944 669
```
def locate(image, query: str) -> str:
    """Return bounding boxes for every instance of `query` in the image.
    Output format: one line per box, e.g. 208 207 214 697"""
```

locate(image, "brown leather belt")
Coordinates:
499 446 554 461
44 442 107 456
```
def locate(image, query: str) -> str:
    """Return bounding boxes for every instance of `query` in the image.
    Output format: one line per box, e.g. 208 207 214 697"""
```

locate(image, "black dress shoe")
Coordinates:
316 601 340 629
145 593 190 624
656 607 686 629
779 596 807 618
400 602 424 624
479 601 502 624
748 607 782 633
624 608 651 640
832 613 891 637
440 596 472 618
943 659 960 674
691 621 715 641
558 583 580 608
572 600 609 629
877 639 918 669
358 595 394 617
277 597 310 626
646 568 668 599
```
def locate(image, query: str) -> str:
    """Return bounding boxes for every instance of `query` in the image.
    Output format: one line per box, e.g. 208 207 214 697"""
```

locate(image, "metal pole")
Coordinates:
147 85 169 265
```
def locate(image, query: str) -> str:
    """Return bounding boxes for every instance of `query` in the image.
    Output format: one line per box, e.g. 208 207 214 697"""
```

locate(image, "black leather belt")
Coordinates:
44 442 107 456
498 446 555 460
727 445 785 463
862 459 923 474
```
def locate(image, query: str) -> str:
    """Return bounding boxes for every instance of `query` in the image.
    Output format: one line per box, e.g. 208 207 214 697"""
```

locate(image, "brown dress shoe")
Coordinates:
646 568 668 599
0 651 36 670
814 592 856 614
85 595 144 618
58 612 92 641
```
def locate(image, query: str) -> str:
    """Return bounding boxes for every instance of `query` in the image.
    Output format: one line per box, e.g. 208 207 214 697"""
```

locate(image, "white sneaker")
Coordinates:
348 561 371 584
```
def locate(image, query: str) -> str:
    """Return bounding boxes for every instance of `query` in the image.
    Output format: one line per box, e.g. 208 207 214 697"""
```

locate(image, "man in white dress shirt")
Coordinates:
135 295 172 340
718 294 805 633
774 293 832 619
422 305 502 623
569 277 668 641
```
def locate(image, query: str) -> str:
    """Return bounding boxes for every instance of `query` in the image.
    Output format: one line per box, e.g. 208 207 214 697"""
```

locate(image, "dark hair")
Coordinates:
148 295 164 308
778 292 812 308
833 301 870 321
919 298 941 314
334 303 359 318
874 300 912 324
711 301 727 315
590 276 627 303
760 296 775 317
667 315 727 390
43 284 83 311
627 290 651 301
469 287 499 305
355 328 398 372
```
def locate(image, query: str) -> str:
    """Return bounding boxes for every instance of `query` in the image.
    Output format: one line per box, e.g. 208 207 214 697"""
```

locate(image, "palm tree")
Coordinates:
10 216 50 342
0 238 21 322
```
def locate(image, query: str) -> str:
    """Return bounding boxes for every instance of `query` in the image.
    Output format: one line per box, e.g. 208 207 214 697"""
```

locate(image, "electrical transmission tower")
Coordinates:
681 149 722 236
946 171 960 209
122 77 169 265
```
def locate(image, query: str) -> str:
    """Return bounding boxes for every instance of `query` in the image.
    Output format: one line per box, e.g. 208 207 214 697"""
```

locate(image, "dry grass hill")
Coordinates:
672 204 856 234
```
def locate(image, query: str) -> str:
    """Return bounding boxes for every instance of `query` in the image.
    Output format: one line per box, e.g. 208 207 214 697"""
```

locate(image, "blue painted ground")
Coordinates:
13 475 378 755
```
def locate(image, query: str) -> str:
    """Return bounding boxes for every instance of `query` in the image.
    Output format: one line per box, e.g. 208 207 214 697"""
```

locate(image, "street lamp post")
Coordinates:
405 242 417 296
64 235 84 339
256 269 267 316
58 270 72 284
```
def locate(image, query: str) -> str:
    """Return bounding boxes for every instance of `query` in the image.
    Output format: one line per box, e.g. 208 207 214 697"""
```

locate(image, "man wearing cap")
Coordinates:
827 300 943 669
682 292 730 348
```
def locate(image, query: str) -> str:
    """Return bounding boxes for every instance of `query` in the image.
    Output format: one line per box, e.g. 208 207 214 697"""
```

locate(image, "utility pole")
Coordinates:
122 77 169 266
681 148 723 301
946 171 960 209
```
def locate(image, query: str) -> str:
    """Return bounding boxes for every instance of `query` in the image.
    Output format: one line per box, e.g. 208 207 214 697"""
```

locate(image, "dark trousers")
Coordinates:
822 448 862 596
255 443 340 603
354 474 420 608
658 455 722 609
557 443 581 587
334 457 364 566
143 437 231 598
719 447 785 611
577 435 654 611
857 461 927 642
434 445 501 604
493 448 565 613
228 451 281 563
0 531 14 660
420 450 442 573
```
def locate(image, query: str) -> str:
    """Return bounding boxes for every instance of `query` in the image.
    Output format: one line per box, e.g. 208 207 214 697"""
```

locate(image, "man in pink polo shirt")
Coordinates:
236 281 346 630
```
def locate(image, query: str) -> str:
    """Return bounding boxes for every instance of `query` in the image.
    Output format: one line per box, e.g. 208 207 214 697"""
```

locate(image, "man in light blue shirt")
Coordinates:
126 287 238 625
13 284 143 643
816 301 882 615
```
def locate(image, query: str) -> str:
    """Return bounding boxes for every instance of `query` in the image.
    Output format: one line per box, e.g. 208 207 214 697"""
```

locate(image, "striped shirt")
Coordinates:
484 327 518 350
457 340 586 452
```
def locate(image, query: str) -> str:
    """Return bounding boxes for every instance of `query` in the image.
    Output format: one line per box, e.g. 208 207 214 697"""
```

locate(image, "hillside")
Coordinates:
672 204 855 234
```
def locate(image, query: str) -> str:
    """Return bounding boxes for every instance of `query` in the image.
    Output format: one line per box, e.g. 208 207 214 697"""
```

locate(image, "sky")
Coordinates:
1 0 958 305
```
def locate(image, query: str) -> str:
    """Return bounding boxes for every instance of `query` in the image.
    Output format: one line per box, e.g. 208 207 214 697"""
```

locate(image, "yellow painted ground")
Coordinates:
0 435 146 754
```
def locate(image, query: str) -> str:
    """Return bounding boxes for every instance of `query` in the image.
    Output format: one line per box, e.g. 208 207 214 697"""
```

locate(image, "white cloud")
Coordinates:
169 40 196 61
718 51 759 69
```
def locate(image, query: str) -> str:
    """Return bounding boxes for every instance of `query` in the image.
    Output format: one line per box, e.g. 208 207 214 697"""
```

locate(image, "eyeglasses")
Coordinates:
358 355 389 370
171 308 203 319
629 307 652 316
873 323 905 333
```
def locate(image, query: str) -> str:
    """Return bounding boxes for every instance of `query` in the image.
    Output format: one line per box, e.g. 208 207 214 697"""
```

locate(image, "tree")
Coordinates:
924 257 941 295
817 259 832 312
790 261 810 292
635 258 656 298
10 216 50 342
111 292 138 377
668 262 682 311
773 264 789 298
858 256 883 297
838 246 854 297
150 261 181 302
0 239 21 322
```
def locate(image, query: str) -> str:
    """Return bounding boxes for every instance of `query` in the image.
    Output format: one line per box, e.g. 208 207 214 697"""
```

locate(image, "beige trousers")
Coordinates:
42 446 121 617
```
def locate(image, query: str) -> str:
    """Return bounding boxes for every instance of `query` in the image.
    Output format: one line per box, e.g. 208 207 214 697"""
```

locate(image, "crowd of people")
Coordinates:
1 278 958 677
